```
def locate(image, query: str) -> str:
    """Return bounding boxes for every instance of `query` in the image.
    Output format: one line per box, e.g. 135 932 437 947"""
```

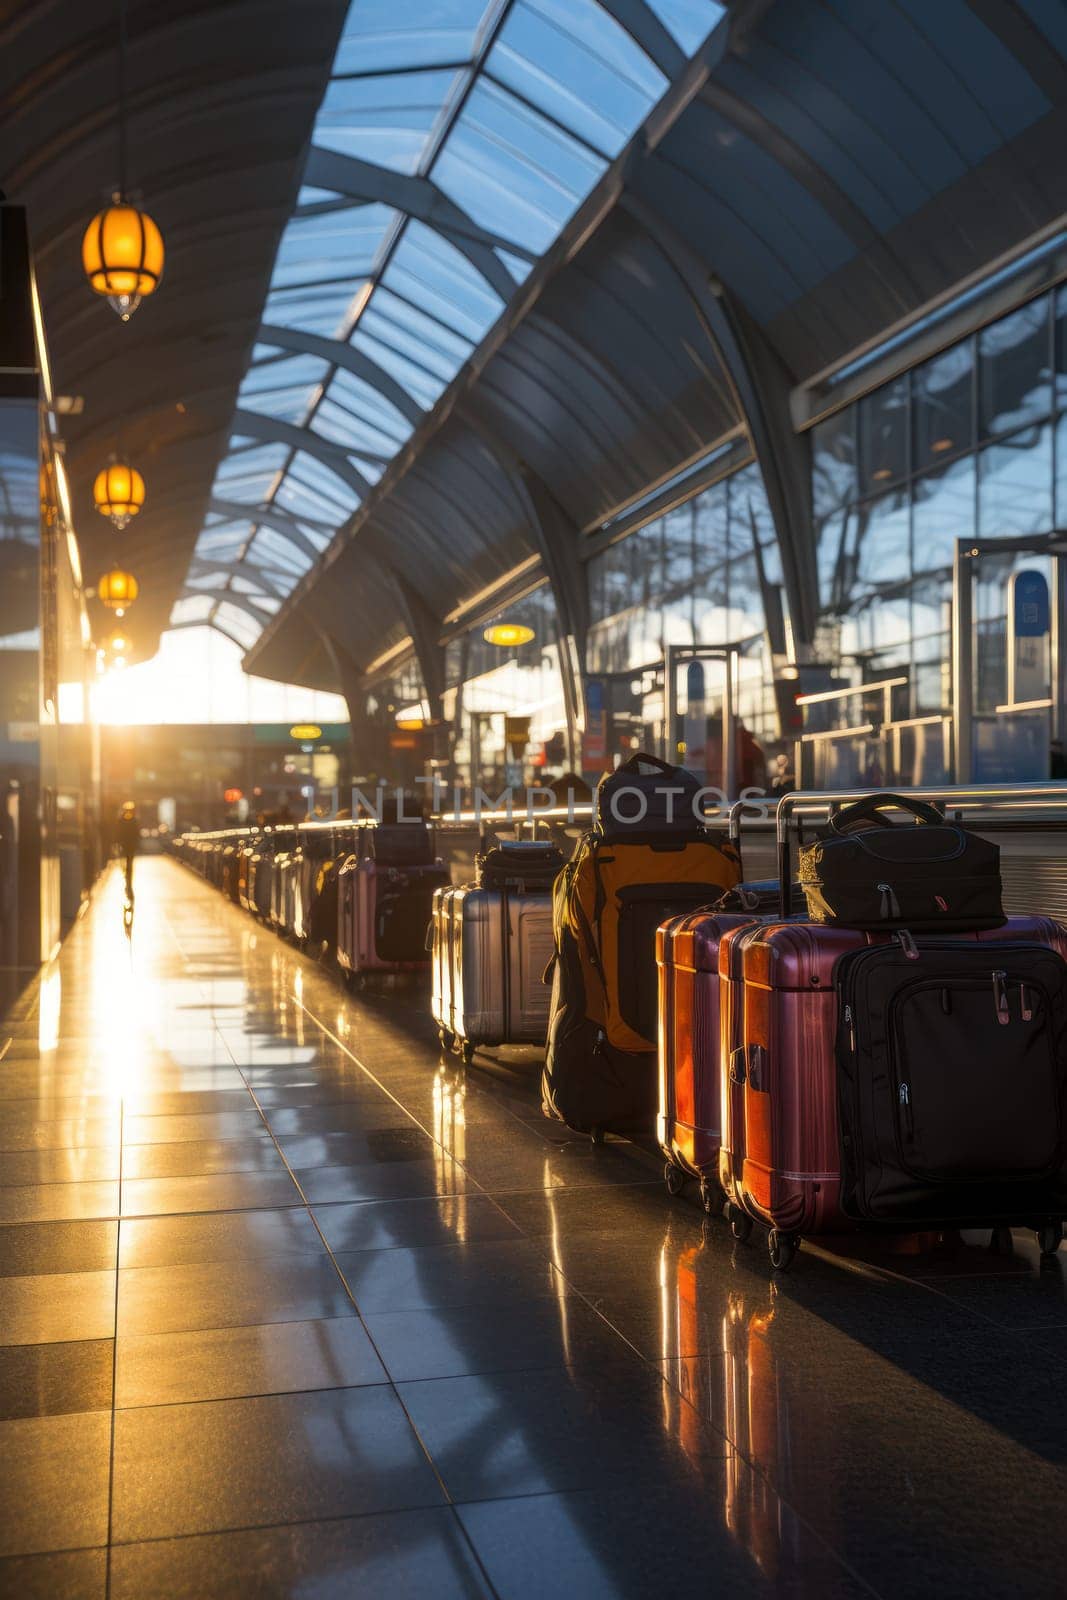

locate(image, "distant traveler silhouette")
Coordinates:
116 802 139 900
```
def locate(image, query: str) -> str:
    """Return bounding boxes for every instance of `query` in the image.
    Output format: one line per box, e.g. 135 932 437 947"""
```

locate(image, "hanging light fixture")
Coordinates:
81 0 164 319
107 629 131 657
483 622 535 648
93 460 145 530
97 567 139 616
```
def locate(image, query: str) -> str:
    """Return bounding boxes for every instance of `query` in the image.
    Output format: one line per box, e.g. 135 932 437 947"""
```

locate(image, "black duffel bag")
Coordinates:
476 839 565 892
797 792 1004 932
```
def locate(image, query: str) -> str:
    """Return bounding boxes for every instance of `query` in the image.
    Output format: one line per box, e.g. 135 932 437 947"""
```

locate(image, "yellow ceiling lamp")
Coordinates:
93 459 145 531
97 567 139 617
484 622 535 648
107 629 131 657
81 0 164 320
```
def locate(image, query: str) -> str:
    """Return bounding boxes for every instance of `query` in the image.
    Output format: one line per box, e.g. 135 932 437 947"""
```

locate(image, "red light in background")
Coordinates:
224 787 243 804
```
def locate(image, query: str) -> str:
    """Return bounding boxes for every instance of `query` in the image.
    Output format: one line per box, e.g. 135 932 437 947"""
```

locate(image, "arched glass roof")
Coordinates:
181 0 727 643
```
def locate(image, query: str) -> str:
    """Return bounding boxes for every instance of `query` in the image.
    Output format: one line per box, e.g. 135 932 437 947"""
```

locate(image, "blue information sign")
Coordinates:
1011 570 1050 638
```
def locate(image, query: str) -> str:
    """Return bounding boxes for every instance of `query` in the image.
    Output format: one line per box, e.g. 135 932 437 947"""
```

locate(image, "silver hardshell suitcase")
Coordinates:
446 886 555 1060
431 841 564 1062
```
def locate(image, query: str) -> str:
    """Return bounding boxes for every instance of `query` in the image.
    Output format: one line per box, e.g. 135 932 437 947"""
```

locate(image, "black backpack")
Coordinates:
798 792 1004 932
596 753 707 841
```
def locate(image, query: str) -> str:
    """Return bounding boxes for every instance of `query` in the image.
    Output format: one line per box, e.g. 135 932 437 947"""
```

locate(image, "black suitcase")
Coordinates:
836 933 1067 1236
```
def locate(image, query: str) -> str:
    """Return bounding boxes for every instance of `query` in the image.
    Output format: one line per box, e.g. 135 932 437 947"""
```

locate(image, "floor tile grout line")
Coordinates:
163 877 505 1600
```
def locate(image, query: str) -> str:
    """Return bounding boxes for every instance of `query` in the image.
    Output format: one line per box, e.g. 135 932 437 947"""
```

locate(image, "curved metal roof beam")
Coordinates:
231 409 376 495
257 323 425 427
596 0 685 78
303 147 525 302
207 498 326 560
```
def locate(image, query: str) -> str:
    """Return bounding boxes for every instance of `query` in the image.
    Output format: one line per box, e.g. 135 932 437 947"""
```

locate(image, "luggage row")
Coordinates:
175 758 1067 1272
175 818 450 981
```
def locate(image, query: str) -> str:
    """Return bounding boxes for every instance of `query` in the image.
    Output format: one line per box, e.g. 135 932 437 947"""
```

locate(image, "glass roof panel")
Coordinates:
263 282 365 339
384 220 504 341
359 286 475 371
269 205 396 288
649 0 726 53
315 71 463 175
488 0 664 158
333 0 493 75
212 442 288 503
213 603 260 648
322 368 416 442
433 77 606 251
312 398 411 460
241 354 329 394
190 0 723 650
351 327 449 407
246 528 314 575
170 596 214 626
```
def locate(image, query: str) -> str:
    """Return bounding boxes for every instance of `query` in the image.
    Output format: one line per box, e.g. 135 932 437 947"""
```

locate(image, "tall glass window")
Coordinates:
811 285 1065 719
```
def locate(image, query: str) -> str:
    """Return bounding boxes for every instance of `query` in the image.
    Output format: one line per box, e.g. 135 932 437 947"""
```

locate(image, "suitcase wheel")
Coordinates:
460 1040 476 1066
438 1027 455 1051
1036 1221 1063 1258
726 1202 753 1243
699 1177 723 1218
663 1163 686 1199
767 1229 800 1272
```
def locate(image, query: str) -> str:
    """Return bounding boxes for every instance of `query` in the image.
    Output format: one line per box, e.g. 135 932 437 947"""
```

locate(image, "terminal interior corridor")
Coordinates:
0 858 1064 1597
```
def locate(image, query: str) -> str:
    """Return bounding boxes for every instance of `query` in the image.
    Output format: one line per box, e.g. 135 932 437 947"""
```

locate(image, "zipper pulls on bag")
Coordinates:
992 970 1010 1025
877 882 901 920
896 929 919 960
897 1078 914 1139
1020 984 1033 1022
843 1003 856 1053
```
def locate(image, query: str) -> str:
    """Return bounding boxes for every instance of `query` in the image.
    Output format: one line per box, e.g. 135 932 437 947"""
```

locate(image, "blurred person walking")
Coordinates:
116 802 139 901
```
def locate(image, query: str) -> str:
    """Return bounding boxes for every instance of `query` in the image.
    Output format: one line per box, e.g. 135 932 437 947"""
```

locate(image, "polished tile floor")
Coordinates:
1 858 1065 1598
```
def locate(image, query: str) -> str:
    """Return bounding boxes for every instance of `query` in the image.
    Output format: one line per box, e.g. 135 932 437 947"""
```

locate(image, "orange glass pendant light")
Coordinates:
82 203 164 320
93 460 145 530
82 0 163 320
97 567 139 616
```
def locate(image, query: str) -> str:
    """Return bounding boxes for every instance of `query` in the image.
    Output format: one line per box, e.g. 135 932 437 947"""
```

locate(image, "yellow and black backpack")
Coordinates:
542 754 740 1136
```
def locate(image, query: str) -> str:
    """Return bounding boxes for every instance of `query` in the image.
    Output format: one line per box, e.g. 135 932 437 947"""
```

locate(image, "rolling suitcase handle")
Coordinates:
726 797 771 883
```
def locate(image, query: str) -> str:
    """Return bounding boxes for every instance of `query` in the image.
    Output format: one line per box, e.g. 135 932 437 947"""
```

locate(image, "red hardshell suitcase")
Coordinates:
657 910 754 1200
718 914 1067 1268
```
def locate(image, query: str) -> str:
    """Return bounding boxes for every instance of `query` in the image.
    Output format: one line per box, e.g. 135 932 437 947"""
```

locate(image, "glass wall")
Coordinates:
443 584 569 794
586 462 790 785
813 284 1067 723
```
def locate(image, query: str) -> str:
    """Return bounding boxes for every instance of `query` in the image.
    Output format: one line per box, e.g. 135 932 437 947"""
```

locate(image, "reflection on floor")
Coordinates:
0 858 1064 1598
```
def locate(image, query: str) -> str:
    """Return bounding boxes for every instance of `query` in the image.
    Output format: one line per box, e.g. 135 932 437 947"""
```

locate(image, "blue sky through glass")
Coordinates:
178 0 727 663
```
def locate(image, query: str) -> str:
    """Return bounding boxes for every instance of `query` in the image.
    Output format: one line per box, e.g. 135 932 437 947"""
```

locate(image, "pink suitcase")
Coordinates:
337 827 449 982
719 914 1067 1269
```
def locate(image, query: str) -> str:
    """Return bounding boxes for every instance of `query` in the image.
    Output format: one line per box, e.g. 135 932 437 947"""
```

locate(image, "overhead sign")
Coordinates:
289 724 322 742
